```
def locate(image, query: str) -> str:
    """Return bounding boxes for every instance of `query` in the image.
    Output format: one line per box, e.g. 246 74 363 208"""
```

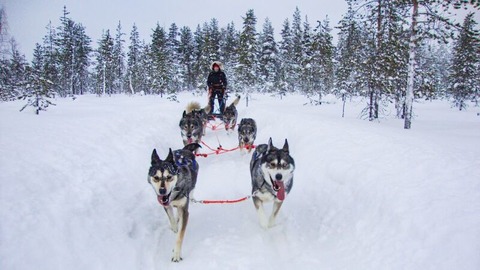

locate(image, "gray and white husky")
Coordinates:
250 138 294 228
179 102 210 145
223 95 240 132
148 143 201 262
238 118 257 153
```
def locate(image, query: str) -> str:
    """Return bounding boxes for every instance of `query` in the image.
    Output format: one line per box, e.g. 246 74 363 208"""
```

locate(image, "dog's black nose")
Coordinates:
275 174 282 180
243 137 249 143
187 133 192 138
159 188 167 195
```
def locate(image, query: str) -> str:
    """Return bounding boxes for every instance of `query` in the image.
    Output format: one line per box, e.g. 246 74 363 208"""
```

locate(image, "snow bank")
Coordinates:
1 93 479 270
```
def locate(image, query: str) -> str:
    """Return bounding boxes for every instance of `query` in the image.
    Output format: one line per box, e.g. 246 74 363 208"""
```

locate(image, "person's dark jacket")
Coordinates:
207 70 227 90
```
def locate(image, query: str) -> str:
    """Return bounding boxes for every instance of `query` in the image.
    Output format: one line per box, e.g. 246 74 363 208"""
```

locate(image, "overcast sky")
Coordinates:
2 0 348 60
1 0 478 61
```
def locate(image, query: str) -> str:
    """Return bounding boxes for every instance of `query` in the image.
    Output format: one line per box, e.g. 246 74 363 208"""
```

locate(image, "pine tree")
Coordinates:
113 21 126 93
220 22 239 92
448 12 480 110
289 7 304 91
278 19 294 95
19 66 56 114
167 23 181 92
150 23 169 96
178 26 195 90
95 29 115 96
403 0 479 129
341 0 409 120
0 7 10 57
41 21 60 95
335 4 365 99
55 6 91 96
257 18 278 93
73 23 92 95
300 16 313 94
314 17 334 101
205 19 221 62
8 40 28 99
236 9 258 92
126 24 142 94
1 39 26 101
193 24 210 90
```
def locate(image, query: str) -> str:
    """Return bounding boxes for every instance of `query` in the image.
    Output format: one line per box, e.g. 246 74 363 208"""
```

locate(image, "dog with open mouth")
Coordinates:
250 138 294 228
237 118 257 153
148 143 201 262
179 102 209 145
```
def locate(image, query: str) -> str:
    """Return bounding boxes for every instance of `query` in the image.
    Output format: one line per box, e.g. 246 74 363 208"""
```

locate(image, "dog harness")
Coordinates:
174 152 198 172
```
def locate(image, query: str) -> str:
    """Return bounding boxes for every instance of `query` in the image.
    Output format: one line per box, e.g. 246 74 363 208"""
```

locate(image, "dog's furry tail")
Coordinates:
186 102 201 114
231 95 241 107
183 143 202 153
204 104 211 114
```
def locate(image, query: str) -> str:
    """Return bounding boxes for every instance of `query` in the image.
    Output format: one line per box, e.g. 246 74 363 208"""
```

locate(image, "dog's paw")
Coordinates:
259 220 269 229
171 256 183 263
171 251 183 262
268 217 277 228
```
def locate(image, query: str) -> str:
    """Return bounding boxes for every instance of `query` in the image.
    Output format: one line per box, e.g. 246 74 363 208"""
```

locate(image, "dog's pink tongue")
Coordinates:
275 181 285 201
157 195 167 206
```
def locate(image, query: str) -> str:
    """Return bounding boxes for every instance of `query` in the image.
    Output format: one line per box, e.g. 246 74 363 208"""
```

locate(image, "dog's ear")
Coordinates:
151 149 162 165
183 110 187 117
183 143 201 153
282 139 289 153
267 137 273 151
166 148 174 162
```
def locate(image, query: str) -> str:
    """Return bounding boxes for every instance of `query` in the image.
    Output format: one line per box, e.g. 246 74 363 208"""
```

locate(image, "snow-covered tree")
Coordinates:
403 0 479 128
277 19 294 95
19 66 55 114
335 4 365 99
291 7 303 92
448 12 480 110
95 30 115 96
150 23 170 96
236 9 258 92
220 22 239 92
54 7 91 96
167 23 181 92
113 21 126 93
257 18 278 93
178 26 195 90
126 24 142 94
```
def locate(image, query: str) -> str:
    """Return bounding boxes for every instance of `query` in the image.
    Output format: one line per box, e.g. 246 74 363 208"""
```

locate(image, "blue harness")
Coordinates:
174 152 198 172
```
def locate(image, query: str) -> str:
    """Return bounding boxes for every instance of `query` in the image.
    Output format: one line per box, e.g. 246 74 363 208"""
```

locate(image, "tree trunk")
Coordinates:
369 89 374 121
404 0 418 129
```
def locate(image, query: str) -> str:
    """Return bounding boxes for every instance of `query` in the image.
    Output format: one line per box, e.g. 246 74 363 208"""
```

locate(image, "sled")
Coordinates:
207 94 229 121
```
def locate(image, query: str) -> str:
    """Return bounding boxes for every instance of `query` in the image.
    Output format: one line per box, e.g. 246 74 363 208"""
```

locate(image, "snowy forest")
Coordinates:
0 1 479 128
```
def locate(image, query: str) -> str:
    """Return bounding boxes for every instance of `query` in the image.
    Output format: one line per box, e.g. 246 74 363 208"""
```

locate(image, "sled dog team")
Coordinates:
148 62 295 262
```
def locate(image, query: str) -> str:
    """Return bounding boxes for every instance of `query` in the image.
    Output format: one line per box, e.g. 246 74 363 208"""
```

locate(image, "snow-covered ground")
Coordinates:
1 92 479 270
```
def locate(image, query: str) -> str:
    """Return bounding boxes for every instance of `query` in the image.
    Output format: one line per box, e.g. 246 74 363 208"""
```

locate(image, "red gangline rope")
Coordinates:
191 195 251 204
195 140 255 157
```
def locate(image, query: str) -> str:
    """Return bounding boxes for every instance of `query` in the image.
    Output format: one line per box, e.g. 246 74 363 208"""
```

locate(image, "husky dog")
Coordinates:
223 95 240 132
238 118 257 153
148 143 201 262
179 102 209 145
250 138 294 228
188 102 211 136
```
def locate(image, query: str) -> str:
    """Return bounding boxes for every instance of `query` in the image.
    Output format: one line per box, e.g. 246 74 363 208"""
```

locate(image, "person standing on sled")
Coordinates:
207 61 228 114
